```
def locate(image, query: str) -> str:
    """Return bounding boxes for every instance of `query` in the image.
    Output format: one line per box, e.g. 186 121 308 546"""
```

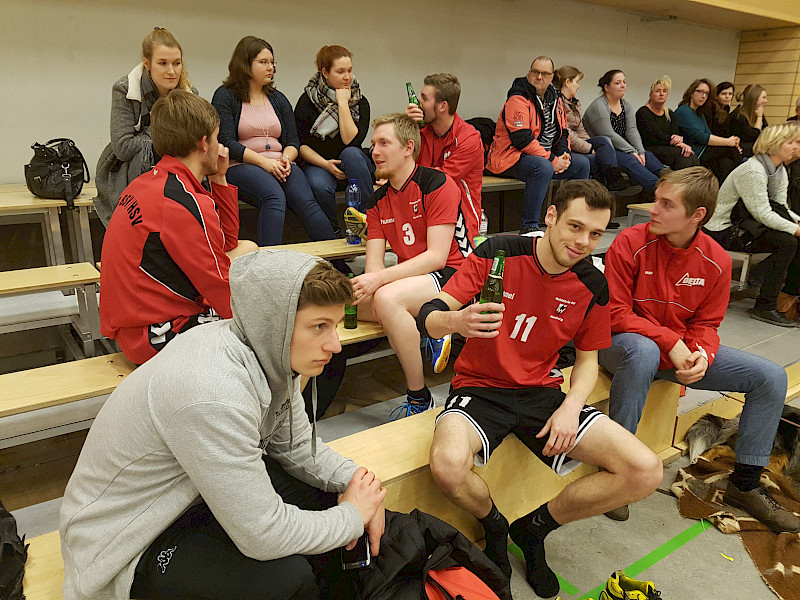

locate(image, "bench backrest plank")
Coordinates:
0 264 100 296
0 353 135 419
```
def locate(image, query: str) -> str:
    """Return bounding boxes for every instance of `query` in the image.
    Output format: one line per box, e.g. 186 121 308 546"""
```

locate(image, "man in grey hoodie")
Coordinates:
59 250 386 600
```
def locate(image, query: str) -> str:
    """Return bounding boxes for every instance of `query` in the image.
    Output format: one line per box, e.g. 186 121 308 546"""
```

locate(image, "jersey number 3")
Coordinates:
510 313 538 342
402 223 415 245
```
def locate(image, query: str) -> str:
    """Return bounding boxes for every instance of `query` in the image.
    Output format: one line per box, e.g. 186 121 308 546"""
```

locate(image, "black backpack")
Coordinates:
0 500 27 600
465 117 496 165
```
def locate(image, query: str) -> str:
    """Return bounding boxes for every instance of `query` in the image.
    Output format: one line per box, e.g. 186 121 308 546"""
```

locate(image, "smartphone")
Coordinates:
340 533 371 570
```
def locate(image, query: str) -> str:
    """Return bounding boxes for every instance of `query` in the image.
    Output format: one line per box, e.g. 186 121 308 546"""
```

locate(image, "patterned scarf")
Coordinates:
305 71 362 140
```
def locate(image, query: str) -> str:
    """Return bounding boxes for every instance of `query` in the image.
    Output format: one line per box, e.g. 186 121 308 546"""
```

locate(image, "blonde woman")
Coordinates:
705 124 800 326
94 28 195 225
636 76 699 170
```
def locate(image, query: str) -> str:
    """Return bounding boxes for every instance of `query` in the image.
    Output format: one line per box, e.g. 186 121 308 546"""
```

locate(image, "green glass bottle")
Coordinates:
345 274 358 329
479 250 505 310
406 82 425 127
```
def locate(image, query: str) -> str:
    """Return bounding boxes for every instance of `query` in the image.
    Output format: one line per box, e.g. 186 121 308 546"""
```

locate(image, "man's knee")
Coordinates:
372 284 400 318
282 557 319 600
604 333 661 373
618 444 663 496
430 442 474 497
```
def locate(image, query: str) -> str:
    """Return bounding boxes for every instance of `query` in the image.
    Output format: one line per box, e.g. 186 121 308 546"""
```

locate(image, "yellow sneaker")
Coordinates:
344 207 368 243
599 570 661 600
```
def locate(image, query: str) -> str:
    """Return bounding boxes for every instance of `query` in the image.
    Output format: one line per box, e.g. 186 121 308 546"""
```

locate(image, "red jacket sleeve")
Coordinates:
160 194 233 319
502 95 557 166
682 262 729 366
210 181 240 253
605 233 681 355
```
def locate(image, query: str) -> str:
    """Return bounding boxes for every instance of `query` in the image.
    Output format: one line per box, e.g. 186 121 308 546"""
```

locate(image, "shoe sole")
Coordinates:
747 310 797 328
432 336 451 374
344 209 368 243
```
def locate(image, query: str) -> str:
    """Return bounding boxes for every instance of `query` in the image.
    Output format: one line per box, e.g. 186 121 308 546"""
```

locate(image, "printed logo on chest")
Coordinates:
675 272 705 287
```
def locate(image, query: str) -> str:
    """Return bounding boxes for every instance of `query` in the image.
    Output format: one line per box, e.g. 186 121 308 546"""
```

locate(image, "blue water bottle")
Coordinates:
345 179 361 245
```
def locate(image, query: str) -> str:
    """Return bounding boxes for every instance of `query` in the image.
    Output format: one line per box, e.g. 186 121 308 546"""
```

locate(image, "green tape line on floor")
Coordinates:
508 543 580 596
577 519 713 600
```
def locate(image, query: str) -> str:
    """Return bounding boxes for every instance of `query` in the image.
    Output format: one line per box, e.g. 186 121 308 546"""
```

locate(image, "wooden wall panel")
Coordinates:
736 27 800 120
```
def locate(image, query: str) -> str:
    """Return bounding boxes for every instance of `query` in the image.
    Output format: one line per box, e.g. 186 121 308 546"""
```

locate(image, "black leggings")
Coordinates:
708 227 800 310
130 458 348 600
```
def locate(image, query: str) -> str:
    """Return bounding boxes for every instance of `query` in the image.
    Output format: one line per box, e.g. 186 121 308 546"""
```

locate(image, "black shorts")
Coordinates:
435 386 606 475
428 266 457 292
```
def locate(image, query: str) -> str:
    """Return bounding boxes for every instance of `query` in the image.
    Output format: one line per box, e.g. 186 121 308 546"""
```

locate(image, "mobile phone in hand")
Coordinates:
340 533 371 570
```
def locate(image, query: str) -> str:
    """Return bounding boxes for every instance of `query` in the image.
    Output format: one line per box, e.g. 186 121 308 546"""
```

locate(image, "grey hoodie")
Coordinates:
59 250 362 600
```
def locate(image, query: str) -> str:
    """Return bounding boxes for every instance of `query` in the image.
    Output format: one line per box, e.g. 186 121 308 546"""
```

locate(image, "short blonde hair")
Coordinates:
650 75 672 94
372 113 421 160
753 123 800 156
657 167 719 228
151 90 219 158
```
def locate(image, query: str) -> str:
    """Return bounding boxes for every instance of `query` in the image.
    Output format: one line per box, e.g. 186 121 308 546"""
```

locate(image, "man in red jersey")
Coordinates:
599 167 799 532
405 73 483 253
100 90 255 364
351 113 472 417
417 180 662 597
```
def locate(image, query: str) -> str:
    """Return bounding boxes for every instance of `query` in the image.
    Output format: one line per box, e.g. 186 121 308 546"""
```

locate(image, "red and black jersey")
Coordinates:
418 113 483 246
365 165 469 268
443 235 611 389
100 156 239 365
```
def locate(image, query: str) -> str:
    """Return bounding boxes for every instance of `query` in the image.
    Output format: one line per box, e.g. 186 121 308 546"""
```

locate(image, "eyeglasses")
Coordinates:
530 69 554 78
255 59 277 67
694 89 710 96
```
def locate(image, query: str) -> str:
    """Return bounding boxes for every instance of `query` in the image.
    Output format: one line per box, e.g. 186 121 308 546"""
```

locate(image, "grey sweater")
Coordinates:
582 96 645 155
705 155 799 234
59 250 362 600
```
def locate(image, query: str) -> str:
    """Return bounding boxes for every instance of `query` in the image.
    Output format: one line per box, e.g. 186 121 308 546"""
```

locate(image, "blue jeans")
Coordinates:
302 146 374 234
615 151 664 191
503 152 591 230
582 136 617 177
598 332 787 466
227 163 336 246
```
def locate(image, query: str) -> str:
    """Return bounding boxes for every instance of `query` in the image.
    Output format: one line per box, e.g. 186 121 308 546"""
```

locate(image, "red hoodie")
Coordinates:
605 223 731 368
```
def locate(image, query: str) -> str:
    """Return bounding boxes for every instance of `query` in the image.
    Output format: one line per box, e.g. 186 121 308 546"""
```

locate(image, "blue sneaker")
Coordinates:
389 394 434 420
425 334 452 374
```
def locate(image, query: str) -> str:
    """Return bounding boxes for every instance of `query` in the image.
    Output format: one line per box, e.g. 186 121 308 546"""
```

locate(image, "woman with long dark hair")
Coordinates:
582 69 665 191
674 78 741 183
212 36 338 247
728 84 769 158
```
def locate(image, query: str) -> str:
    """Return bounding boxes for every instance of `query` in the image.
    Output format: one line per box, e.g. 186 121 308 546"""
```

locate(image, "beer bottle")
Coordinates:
406 82 425 127
345 274 358 329
479 250 505 309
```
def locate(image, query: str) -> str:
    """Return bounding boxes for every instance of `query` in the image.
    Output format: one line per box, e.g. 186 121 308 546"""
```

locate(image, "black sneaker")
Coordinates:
611 184 643 197
747 308 797 327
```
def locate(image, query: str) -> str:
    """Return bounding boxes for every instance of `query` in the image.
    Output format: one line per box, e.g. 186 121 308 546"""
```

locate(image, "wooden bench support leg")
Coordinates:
46 207 66 266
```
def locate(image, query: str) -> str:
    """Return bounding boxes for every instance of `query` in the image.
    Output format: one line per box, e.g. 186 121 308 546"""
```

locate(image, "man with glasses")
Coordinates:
487 56 590 234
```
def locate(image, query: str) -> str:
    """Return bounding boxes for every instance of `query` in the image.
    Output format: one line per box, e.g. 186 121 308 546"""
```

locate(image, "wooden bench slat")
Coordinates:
0 264 100 296
23 530 64 600
0 353 135 419
337 320 385 345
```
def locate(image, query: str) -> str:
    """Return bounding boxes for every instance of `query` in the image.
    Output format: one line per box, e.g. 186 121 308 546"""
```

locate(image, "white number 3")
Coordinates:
402 223 415 245
510 313 537 342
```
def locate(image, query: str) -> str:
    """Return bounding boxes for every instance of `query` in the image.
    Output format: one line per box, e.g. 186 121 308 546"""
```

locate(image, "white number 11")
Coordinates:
510 313 537 342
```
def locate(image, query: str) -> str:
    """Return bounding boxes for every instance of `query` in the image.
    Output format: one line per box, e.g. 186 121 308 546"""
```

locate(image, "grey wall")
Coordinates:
0 0 740 183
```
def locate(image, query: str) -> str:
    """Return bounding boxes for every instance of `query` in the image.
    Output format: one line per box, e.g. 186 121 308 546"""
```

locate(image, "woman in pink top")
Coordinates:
212 36 338 247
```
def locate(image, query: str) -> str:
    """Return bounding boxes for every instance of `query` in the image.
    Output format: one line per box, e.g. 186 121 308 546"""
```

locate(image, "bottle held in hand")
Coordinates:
406 82 425 127
479 250 505 312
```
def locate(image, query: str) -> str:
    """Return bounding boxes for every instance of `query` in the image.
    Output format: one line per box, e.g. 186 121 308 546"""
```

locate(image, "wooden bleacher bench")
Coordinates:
329 367 681 541
0 264 101 358
0 319 377 449
23 531 63 600
0 352 135 449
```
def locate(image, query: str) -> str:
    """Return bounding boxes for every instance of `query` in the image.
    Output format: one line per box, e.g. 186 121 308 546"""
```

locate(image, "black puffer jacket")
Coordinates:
355 509 513 600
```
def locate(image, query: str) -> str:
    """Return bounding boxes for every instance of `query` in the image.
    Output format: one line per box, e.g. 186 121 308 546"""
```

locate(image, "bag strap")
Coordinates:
62 164 75 210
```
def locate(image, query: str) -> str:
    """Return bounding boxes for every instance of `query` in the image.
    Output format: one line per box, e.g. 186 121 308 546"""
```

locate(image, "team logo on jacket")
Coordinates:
556 303 568 314
676 272 705 287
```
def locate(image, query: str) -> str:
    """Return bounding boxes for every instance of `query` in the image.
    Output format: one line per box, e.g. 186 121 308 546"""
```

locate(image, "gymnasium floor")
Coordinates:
6 219 800 599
